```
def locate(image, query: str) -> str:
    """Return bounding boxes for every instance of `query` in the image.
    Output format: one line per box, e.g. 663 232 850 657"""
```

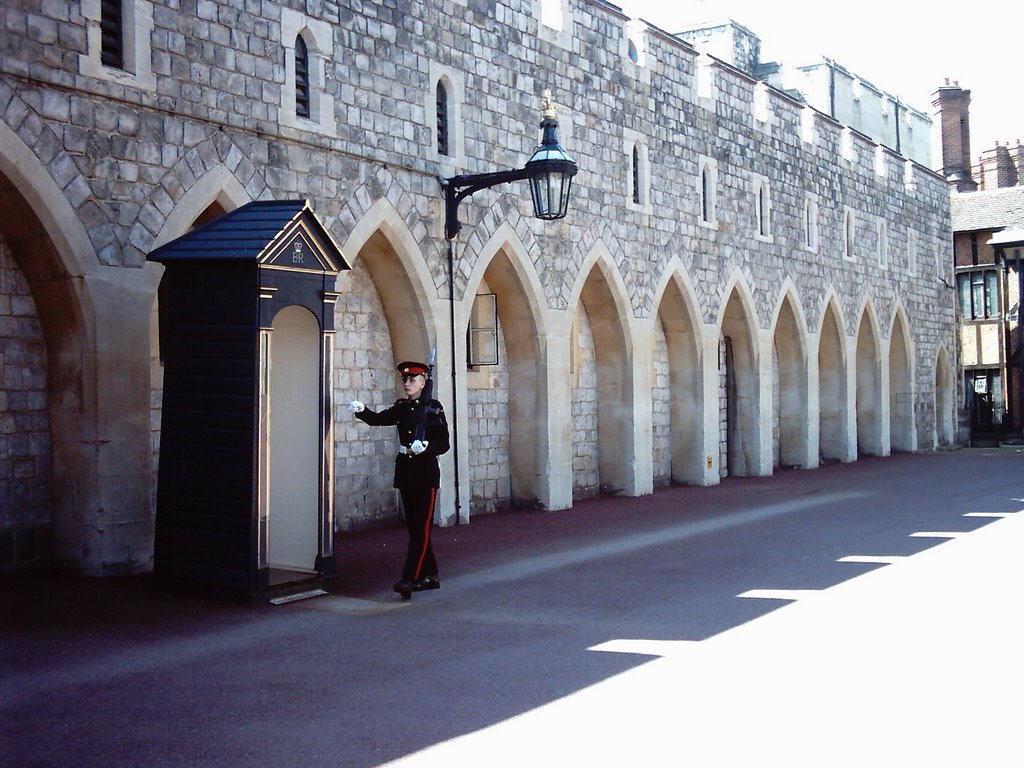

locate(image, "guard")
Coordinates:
348 360 450 599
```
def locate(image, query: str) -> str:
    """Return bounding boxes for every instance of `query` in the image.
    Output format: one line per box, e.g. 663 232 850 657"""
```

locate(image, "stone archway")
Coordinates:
818 301 849 462
572 261 631 498
855 310 884 456
888 313 915 452
334 229 433 529
719 286 761 477
653 274 703 485
935 348 955 447
772 295 809 468
465 247 544 512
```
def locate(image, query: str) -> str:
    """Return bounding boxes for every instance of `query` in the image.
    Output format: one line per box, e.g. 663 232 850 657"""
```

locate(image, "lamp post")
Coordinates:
441 90 578 524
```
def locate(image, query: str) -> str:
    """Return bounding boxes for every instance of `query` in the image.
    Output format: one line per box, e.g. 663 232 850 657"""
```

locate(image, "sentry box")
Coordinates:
148 200 349 600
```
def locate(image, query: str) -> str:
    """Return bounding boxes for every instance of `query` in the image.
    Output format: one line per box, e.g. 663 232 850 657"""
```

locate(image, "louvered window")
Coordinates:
100 0 124 69
295 36 311 118
436 82 449 156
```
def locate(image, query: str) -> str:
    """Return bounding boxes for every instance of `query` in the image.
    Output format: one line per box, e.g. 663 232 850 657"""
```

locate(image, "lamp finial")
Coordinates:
541 89 558 120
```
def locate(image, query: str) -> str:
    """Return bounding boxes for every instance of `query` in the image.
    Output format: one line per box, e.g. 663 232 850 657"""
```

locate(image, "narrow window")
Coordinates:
436 82 450 156
844 211 856 260
100 0 124 69
757 182 770 236
803 197 819 251
632 145 641 205
295 36 311 118
701 166 712 223
878 222 889 267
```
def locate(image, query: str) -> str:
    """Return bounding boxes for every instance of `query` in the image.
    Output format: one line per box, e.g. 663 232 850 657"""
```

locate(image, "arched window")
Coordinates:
632 144 641 205
436 81 450 156
295 35 311 119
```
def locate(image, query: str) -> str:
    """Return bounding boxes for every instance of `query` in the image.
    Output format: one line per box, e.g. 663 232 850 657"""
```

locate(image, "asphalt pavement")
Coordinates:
2 447 1022 767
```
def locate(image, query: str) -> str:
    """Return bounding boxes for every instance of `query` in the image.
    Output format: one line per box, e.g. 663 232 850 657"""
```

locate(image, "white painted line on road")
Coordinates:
737 589 820 601
964 512 1017 518
910 531 967 539
837 555 906 564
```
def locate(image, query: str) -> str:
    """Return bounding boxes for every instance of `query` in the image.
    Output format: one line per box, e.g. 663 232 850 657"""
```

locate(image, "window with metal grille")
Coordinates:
295 36 311 119
100 0 124 69
436 82 449 156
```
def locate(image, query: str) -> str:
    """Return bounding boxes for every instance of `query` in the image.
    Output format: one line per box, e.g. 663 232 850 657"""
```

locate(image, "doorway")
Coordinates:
268 305 320 577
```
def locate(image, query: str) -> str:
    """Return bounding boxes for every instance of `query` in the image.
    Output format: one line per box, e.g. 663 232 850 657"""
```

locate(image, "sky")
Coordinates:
613 0 1023 166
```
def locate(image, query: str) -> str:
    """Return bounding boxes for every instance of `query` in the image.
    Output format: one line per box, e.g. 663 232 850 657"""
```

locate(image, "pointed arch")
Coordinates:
569 242 635 497
854 299 884 456
769 280 811 468
651 260 705 484
2 119 155 571
460 222 549 511
341 195 439 350
818 291 851 462
715 271 763 477
888 303 916 452
334 198 440 529
934 347 955 447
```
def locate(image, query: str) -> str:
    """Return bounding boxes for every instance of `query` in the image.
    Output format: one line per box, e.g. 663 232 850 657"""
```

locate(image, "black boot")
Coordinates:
393 579 414 599
413 575 440 592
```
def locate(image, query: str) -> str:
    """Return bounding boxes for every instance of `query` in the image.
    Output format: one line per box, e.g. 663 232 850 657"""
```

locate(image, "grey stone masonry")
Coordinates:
0 0 956 571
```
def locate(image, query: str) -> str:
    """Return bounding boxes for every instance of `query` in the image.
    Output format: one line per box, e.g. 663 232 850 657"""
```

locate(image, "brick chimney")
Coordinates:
932 80 977 191
977 142 1020 190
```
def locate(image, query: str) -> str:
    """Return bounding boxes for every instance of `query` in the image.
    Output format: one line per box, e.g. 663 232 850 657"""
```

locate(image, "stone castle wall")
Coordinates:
0 0 955 572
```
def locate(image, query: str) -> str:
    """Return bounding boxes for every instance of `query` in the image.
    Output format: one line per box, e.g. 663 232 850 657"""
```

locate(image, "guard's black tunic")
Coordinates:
356 398 450 581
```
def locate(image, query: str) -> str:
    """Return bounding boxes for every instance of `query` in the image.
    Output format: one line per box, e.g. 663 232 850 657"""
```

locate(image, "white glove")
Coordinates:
347 400 365 413
410 439 428 455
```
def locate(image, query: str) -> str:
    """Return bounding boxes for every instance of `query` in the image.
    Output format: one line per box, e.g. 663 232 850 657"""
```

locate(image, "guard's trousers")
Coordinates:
399 487 438 581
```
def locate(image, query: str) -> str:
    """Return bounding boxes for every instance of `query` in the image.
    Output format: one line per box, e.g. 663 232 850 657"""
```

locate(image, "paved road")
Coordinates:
3 448 1022 767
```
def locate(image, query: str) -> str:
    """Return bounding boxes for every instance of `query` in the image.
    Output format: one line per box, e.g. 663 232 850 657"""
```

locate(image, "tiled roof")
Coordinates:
951 185 1024 232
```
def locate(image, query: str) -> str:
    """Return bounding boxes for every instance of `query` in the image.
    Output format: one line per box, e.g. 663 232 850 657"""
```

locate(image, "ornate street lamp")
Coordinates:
443 90 578 239
440 90 578 523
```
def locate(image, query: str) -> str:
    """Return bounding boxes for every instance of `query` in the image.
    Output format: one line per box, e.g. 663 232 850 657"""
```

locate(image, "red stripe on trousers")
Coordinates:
413 487 436 580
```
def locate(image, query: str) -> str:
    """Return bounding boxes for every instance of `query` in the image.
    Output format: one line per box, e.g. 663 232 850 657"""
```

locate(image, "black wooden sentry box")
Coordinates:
148 200 348 600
